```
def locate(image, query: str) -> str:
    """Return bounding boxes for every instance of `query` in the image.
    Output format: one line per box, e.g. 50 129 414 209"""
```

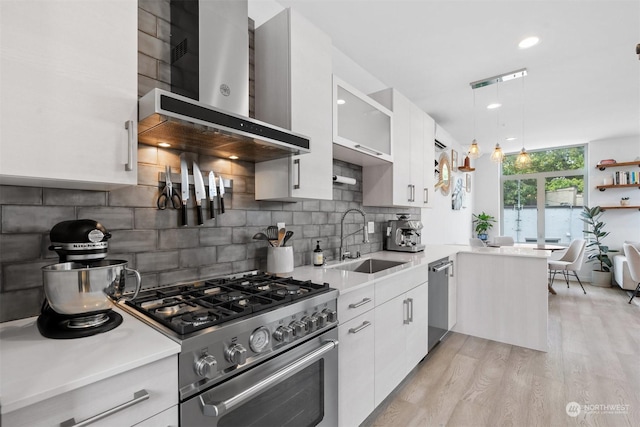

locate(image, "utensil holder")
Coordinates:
267 246 294 274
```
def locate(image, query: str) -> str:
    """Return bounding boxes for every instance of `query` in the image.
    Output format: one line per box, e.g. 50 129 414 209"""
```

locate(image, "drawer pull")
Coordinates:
60 389 149 427
348 298 372 309
348 321 372 334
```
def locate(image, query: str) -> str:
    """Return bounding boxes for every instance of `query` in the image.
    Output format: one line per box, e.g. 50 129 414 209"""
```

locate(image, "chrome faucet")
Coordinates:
340 208 369 261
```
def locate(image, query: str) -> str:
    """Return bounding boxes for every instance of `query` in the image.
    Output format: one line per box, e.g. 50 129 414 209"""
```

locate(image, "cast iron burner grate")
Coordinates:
124 272 330 335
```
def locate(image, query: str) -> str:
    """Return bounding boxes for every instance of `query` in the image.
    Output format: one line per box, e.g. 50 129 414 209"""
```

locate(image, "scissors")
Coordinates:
157 165 181 210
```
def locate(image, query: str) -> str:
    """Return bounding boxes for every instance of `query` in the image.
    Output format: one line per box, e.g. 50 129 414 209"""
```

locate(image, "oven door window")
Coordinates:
220 361 323 427
181 336 338 427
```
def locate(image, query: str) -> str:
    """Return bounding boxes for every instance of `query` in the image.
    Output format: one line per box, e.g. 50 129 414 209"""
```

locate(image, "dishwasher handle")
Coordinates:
431 261 453 273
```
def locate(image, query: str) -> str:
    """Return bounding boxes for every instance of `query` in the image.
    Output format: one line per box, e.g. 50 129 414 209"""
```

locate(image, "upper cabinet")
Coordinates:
254 8 333 201
362 89 435 208
332 77 393 166
0 0 138 190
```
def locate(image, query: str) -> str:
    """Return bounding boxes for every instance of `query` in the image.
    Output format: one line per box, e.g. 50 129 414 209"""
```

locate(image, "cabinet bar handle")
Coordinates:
449 260 455 277
408 298 414 323
348 321 372 334
348 297 372 309
423 188 429 204
403 299 410 324
124 120 135 172
412 185 416 202
354 144 382 156
293 159 301 189
407 184 412 202
60 389 149 427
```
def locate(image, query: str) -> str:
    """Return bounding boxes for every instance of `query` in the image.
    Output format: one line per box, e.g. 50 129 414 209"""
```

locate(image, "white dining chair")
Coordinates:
493 236 514 246
548 239 587 294
469 238 485 247
623 243 640 304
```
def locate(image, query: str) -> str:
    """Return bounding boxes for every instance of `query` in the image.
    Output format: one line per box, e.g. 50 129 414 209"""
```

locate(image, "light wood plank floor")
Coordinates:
363 283 640 427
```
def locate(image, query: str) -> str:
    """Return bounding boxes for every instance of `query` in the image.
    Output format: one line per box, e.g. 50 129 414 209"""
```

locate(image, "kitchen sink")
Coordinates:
330 258 407 274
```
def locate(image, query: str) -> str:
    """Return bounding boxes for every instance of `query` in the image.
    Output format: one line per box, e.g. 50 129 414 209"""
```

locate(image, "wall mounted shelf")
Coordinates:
596 184 640 191
599 205 640 211
595 160 640 171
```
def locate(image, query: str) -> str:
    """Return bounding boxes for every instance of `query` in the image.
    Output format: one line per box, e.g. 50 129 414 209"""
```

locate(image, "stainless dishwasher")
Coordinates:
428 257 453 351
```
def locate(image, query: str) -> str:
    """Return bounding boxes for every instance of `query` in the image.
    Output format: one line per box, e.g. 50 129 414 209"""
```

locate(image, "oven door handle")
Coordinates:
200 339 338 418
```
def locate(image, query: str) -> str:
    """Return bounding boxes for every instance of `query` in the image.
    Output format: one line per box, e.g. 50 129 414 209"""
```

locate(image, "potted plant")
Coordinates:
581 205 616 286
472 212 496 241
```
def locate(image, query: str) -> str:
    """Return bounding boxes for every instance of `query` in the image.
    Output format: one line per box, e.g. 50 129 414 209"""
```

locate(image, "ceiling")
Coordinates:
272 0 640 154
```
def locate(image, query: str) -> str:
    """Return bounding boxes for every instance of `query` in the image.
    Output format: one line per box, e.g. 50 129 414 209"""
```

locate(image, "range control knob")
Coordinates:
322 308 338 323
194 354 217 379
289 320 307 337
302 316 318 333
225 343 247 365
273 325 293 343
315 311 328 329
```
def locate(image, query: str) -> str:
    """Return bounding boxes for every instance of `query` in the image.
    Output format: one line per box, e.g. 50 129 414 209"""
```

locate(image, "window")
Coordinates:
501 146 586 244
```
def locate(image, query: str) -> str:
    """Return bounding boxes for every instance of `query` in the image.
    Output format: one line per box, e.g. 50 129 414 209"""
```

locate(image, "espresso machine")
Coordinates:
385 214 425 252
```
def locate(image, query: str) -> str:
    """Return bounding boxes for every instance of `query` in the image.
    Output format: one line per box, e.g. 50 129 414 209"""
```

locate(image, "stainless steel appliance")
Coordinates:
428 258 453 351
120 272 339 427
137 0 311 162
385 214 425 252
38 220 142 339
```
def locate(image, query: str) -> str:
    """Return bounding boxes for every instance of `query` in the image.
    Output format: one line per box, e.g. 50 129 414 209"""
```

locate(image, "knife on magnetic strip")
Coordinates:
208 171 216 219
192 161 206 225
179 154 189 226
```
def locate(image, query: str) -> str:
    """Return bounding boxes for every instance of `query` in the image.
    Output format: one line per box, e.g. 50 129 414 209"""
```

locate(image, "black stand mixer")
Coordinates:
38 219 141 339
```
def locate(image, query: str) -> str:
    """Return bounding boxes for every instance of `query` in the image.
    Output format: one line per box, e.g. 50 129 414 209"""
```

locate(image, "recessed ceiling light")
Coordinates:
158 142 171 148
519 36 540 49
487 103 502 110
229 155 239 160
337 99 346 105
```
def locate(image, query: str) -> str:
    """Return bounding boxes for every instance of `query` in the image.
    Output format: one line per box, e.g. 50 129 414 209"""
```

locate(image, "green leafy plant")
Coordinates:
581 206 616 272
472 212 496 236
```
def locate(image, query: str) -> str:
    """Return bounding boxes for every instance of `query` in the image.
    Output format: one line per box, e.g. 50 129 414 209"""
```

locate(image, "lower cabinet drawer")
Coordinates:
337 285 375 323
3 356 177 427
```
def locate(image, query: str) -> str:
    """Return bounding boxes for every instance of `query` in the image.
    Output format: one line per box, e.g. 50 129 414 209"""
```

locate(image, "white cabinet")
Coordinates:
374 282 427 406
2 356 178 427
255 8 333 201
0 0 138 190
363 89 435 207
332 77 393 166
338 311 375 427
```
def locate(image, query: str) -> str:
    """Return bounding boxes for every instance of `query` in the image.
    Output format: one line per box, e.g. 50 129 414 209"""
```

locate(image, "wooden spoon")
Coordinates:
277 228 286 247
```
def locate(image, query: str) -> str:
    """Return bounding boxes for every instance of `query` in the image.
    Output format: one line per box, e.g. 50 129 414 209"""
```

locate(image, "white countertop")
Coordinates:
0 306 180 414
457 245 555 259
289 245 462 294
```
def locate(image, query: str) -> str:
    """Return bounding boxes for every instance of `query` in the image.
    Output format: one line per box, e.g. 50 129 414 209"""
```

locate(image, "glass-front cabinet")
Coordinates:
332 76 393 165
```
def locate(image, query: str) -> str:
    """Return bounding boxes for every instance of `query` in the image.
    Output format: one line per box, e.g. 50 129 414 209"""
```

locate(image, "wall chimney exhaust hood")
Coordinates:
138 89 310 162
137 0 310 162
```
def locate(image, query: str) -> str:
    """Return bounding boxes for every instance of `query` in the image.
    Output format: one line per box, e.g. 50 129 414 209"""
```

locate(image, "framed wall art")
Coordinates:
451 149 459 172
465 173 471 192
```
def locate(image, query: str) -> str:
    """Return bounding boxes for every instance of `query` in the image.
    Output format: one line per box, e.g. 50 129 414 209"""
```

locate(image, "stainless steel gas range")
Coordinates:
120 271 339 427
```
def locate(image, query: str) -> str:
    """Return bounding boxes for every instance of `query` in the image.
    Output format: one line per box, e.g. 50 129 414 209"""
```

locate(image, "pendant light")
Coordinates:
467 90 481 159
514 74 531 169
490 81 505 163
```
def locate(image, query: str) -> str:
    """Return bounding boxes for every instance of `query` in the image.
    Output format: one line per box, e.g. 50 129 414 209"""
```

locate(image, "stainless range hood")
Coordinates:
137 0 310 162
138 89 310 162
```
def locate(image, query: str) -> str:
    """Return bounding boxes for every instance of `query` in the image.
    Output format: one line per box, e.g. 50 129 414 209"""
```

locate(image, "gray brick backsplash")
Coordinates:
138 8 156 36
138 163 163 186
139 0 170 21
217 245 247 263
138 29 169 62
109 185 159 208
293 211 312 225
180 246 217 268
109 230 157 253
157 15 171 43
135 208 180 230
199 262 234 279
232 228 256 245
200 228 233 246
0 288 44 322
3 260 52 292
230 161 255 177
0 234 41 263
302 200 320 211
158 61 171 85
2 206 75 233
138 144 159 165
138 52 157 79
0 186 42 205
229 193 260 210
158 228 199 250
302 225 320 238
76 207 134 230
311 212 328 225
216 211 247 227
271 211 292 225
246 211 271 227
136 250 179 273
320 200 336 212
158 268 200 287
